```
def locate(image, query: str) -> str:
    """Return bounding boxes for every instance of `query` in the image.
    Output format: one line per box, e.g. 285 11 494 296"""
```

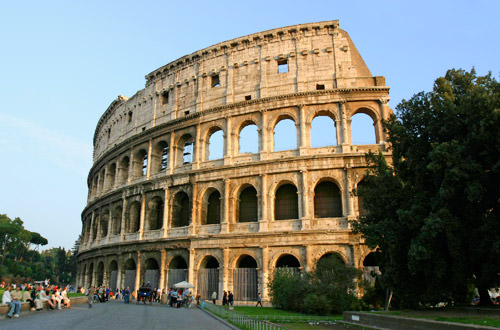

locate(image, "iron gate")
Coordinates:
109 270 118 290
124 270 136 291
144 269 160 288
168 269 188 288
198 268 219 299
233 268 258 301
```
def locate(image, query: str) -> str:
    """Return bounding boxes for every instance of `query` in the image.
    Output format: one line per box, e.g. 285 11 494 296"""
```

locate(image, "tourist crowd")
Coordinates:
1 283 72 319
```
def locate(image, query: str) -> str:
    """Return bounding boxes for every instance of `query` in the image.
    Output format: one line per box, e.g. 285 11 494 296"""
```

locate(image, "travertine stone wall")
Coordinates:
78 20 391 303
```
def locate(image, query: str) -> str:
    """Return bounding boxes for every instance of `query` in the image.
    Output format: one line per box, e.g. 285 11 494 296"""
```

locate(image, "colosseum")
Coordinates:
77 20 391 303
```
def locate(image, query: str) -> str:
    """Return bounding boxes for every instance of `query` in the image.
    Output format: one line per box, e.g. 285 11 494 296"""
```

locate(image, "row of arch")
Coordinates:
81 251 378 301
83 178 365 243
89 108 380 199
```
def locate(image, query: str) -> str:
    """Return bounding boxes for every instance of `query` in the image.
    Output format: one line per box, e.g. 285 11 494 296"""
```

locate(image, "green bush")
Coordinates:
269 255 363 315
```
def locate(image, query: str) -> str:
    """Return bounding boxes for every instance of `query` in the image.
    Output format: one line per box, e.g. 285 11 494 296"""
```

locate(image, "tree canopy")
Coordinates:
355 69 500 307
0 213 78 285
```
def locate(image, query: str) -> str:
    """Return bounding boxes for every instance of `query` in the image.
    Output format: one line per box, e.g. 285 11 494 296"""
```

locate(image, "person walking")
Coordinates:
228 291 234 307
211 291 217 304
256 292 263 307
88 286 95 308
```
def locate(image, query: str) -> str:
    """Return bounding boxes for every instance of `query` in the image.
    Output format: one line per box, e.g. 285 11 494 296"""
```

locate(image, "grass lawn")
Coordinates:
229 306 342 322
377 310 500 328
277 322 378 330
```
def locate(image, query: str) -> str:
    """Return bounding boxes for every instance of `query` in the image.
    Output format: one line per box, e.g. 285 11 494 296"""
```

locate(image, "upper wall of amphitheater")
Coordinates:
92 20 388 162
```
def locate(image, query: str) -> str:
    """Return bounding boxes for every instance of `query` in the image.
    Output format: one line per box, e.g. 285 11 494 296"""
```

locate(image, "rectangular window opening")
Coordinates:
184 111 190 116
245 95 252 101
278 59 288 73
128 111 133 123
316 84 325 90
211 74 220 88
161 91 169 105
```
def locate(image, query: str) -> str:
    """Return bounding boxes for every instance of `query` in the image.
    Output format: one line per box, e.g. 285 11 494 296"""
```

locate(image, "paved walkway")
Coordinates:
0 301 233 330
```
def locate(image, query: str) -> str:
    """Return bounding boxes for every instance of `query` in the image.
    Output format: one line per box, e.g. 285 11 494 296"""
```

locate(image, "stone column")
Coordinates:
223 248 230 292
193 124 201 170
168 133 175 174
378 97 390 144
116 256 123 290
188 249 196 284
146 138 153 179
223 117 233 165
221 179 230 233
300 170 311 229
95 213 101 244
120 197 127 241
298 105 309 155
259 174 269 232
163 187 170 238
305 245 315 272
135 251 142 292
339 101 350 152
139 192 146 240
344 168 353 217
159 249 167 292
106 208 113 243
259 112 269 160
261 246 269 301
189 183 198 235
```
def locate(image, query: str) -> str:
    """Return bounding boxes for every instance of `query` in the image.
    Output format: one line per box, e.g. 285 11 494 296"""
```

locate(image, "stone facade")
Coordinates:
77 20 392 302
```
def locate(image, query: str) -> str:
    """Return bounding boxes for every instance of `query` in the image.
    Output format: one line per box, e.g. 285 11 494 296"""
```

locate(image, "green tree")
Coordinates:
355 69 500 307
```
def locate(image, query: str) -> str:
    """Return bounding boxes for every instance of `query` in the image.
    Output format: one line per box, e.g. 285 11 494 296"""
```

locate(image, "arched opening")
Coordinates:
124 259 136 291
239 123 258 154
357 180 368 217
273 118 297 151
208 128 224 160
107 163 116 190
144 258 160 288
97 262 104 286
109 260 118 290
311 115 337 147
92 216 98 241
168 256 188 288
314 181 342 218
204 190 221 225
351 112 376 145
118 156 130 185
317 252 345 271
147 196 164 230
111 206 122 235
81 265 87 287
172 192 190 227
132 149 148 178
98 170 105 194
100 212 109 238
152 141 169 173
234 255 258 301
88 263 94 286
276 254 301 269
274 184 298 220
363 252 381 285
238 186 258 222
198 256 219 300
127 201 141 233
177 134 194 166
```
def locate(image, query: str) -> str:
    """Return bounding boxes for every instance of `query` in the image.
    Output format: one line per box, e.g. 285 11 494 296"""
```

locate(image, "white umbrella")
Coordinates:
173 281 195 289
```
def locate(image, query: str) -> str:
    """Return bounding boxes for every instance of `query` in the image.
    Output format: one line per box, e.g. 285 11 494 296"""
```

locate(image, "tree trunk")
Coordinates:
477 286 494 306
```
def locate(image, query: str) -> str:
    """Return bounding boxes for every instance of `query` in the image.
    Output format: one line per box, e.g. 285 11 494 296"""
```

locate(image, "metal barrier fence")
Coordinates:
203 302 291 330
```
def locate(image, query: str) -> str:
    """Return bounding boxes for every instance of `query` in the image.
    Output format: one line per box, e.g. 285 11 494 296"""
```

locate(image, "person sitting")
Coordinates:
40 288 55 309
34 286 43 310
52 288 62 309
61 287 71 308
22 287 35 311
2 286 21 318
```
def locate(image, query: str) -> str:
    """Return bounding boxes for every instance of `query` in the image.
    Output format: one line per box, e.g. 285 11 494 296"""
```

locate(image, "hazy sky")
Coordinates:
1 0 498 250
